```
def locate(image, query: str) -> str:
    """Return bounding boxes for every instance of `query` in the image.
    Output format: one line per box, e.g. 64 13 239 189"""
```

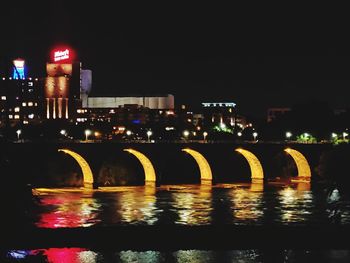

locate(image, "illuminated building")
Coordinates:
0 76 43 128
44 47 84 120
12 59 26 79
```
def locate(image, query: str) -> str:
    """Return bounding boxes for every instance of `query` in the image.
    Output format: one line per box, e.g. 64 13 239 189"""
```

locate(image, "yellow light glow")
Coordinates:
58 149 94 189
235 148 264 182
182 148 212 183
123 149 156 184
284 148 311 180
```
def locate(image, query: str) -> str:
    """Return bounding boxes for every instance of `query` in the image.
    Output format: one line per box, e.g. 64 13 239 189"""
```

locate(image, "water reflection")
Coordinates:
230 184 264 224
31 182 347 228
278 184 313 224
35 190 100 228
5 248 350 262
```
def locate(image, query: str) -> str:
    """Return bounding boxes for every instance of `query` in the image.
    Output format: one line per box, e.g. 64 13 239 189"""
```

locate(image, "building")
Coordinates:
44 47 83 120
0 59 43 128
267 107 291 122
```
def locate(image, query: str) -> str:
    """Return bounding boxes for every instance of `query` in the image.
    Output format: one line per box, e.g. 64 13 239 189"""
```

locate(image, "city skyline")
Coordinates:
1 3 350 118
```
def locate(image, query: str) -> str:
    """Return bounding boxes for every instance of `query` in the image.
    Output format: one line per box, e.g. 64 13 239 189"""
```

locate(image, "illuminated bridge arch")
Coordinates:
284 148 311 181
58 149 94 189
235 148 264 182
123 149 156 185
182 148 212 184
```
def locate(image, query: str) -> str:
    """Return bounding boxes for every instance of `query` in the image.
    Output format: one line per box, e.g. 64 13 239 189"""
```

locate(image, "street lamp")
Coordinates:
286 131 292 141
60 129 67 136
85 129 91 141
146 130 152 142
183 130 190 141
343 132 348 140
237 131 242 137
203 131 208 142
16 129 21 141
252 132 258 141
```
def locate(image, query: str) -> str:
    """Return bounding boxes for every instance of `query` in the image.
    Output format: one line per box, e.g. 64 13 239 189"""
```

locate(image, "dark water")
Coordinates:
4 248 350 262
29 183 350 228
4 182 350 261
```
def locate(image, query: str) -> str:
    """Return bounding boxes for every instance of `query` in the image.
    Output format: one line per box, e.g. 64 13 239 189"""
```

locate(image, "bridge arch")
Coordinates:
123 149 156 185
58 149 94 189
284 148 311 181
235 148 264 182
182 148 212 184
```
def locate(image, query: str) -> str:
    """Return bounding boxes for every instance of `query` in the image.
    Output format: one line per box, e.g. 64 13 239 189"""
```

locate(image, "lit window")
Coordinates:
28 114 34 119
8 115 13 119
22 102 27 107
14 107 20 112
23 120 29 124
2 77 5 80
14 115 20 119
77 109 82 113
1 96 6 100
34 103 38 106
28 82 33 86
28 102 33 106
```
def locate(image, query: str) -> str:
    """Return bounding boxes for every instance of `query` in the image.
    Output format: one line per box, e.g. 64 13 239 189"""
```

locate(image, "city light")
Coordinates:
16 129 21 141
146 130 152 142
183 130 190 140
237 131 242 137
126 130 132 136
253 132 258 141
343 132 348 140
85 129 91 141
203 131 208 142
286 131 292 139
60 130 67 136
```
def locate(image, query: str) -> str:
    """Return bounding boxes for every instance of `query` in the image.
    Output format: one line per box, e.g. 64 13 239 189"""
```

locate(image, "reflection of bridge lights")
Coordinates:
235 148 264 181
58 149 94 188
123 149 156 183
182 148 212 181
284 148 311 179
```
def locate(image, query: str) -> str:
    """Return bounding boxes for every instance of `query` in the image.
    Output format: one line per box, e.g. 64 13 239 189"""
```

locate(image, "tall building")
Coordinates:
0 76 43 128
44 47 82 120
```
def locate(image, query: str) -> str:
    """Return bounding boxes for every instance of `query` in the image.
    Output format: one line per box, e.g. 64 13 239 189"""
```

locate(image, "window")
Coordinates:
28 102 33 107
22 102 27 107
1 96 6 100
28 114 34 119
14 107 20 112
14 115 20 119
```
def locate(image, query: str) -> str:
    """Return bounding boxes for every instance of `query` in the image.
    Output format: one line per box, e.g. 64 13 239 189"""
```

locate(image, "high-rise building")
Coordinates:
44 47 82 120
0 76 43 128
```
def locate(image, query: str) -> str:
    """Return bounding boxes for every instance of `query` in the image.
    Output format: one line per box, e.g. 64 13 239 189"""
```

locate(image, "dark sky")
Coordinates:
1 3 350 118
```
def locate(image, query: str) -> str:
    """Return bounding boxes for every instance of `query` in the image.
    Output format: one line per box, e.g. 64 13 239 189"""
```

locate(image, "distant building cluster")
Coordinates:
0 47 249 141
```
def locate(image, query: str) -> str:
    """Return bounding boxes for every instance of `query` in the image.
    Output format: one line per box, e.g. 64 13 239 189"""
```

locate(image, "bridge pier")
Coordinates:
201 179 212 186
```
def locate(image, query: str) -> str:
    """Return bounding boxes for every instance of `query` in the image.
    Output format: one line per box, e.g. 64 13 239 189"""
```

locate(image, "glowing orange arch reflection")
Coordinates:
123 149 156 185
284 148 311 180
235 148 264 182
182 148 212 184
58 149 94 189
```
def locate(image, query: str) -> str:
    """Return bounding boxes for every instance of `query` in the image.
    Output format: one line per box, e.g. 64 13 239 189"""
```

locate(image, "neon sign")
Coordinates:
54 49 70 62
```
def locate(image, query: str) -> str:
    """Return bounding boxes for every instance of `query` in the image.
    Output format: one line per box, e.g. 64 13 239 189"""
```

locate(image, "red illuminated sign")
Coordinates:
54 49 70 62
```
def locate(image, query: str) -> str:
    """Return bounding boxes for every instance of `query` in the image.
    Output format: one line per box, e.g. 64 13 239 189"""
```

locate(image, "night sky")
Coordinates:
1 3 350 118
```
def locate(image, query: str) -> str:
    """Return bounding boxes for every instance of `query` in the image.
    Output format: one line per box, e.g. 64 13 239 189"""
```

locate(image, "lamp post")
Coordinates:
16 129 21 141
183 130 190 142
146 130 152 142
286 131 292 141
343 132 348 141
253 132 258 141
203 131 208 142
85 129 91 141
